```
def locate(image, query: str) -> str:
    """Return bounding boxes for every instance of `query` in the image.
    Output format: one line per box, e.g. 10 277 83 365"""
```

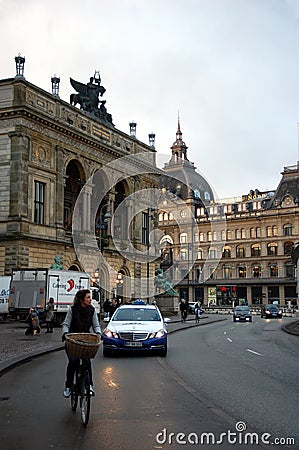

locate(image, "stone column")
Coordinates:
8 131 30 221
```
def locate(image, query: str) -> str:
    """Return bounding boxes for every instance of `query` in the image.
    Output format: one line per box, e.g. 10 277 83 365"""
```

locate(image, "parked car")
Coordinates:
188 302 196 314
102 301 168 357
232 306 252 322
261 304 282 318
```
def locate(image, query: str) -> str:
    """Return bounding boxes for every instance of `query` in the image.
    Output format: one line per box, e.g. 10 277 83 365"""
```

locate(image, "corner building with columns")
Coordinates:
0 60 160 302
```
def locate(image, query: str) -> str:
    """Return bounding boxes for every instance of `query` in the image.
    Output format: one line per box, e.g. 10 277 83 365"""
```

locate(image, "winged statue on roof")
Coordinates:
69 72 114 126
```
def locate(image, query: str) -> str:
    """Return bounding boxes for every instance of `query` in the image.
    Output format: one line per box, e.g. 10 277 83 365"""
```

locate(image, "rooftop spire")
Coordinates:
170 115 189 163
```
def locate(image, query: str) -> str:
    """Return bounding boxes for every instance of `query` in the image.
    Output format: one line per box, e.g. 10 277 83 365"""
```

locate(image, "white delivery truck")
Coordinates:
9 268 100 324
0 276 10 320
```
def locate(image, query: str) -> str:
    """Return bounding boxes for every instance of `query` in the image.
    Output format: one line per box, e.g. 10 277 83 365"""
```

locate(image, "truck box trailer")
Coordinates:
9 268 100 324
0 276 10 320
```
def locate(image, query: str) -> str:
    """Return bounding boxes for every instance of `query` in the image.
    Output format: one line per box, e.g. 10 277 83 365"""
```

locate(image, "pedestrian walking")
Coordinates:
103 298 111 319
45 297 54 333
195 302 201 323
179 299 188 323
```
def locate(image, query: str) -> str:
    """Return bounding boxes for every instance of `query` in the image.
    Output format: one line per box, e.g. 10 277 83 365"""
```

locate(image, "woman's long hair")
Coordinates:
73 289 90 306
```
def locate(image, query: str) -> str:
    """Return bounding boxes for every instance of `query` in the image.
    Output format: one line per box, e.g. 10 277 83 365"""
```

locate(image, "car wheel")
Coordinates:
233 317 236 322
159 347 167 357
103 348 112 357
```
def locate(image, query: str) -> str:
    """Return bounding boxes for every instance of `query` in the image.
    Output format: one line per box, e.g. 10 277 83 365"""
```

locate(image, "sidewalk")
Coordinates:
0 314 298 376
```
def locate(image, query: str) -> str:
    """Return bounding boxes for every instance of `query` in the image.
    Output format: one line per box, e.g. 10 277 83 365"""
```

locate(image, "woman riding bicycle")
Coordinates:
61 289 101 398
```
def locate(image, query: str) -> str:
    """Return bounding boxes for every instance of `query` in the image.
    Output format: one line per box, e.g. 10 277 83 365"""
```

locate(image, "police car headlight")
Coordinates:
104 329 119 339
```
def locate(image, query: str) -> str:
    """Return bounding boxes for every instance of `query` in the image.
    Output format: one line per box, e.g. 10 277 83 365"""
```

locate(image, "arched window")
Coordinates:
163 212 168 221
158 212 163 222
256 227 261 238
284 224 293 236
194 232 199 243
272 225 278 236
241 228 246 239
213 231 218 241
267 243 278 256
251 244 261 257
221 230 226 241
252 264 261 278
227 230 232 240
238 265 246 278
207 231 212 241
266 226 272 237
197 248 203 259
199 232 204 242
222 246 231 258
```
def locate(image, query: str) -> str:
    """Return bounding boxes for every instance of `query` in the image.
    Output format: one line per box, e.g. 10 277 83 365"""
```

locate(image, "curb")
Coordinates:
281 320 299 336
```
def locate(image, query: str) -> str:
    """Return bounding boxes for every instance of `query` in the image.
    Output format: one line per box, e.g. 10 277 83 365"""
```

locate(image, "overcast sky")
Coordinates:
1 0 299 199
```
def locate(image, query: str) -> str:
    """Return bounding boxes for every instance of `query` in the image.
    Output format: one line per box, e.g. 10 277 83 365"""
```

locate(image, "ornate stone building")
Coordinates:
158 123 299 307
0 60 160 302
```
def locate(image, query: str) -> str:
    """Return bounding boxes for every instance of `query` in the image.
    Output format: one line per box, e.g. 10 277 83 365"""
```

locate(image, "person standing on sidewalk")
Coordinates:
45 297 54 333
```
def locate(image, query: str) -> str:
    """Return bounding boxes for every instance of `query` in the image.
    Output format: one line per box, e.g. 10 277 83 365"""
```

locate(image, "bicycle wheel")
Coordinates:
80 370 91 426
70 383 78 412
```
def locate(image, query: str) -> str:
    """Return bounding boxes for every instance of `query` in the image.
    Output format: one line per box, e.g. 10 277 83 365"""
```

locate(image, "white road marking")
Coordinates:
227 337 232 342
246 348 263 357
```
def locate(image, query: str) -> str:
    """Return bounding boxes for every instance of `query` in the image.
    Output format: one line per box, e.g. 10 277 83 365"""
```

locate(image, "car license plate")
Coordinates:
124 341 142 347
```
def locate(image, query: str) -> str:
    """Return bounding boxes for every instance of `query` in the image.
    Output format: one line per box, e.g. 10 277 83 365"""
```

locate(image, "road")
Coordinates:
165 316 299 446
0 316 298 449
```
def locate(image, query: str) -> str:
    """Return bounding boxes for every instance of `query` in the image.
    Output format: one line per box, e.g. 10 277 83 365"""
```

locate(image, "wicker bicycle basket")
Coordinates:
65 333 100 359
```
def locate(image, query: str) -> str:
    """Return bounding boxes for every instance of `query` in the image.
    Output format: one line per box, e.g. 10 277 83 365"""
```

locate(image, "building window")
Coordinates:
180 233 188 243
267 243 278 256
34 181 45 224
251 244 261 257
238 266 246 278
158 213 163 222
252 264 261 278
199 232 204 242
180 249 187 260
207 231 212 241
209 248 217 259
227 230 231 240
235 229 241 239
256 227 261 238
236 246 245 258
141 212 149 245
284 241 294 255
272 225 278 236
285 262 295 278
194 232 199 243
222 246 231 258
269 263 278 277
222 265 232 279
221 230 226 241
267 226 272 237
250 228 256 238
284 224 293 236
241 228 246 239
197 248 203 259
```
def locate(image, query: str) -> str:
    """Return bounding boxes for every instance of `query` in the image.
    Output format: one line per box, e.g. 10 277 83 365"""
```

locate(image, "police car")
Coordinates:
102 300 168 357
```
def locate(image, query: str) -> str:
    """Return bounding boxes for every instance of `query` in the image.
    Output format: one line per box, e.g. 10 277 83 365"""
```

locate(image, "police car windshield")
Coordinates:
112 308 160 321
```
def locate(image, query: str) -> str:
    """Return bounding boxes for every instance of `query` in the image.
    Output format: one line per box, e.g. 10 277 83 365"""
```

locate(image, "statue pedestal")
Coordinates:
154 294 179 315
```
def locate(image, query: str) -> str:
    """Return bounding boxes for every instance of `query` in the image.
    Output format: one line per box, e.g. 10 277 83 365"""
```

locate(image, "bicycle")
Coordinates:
65 333 100 427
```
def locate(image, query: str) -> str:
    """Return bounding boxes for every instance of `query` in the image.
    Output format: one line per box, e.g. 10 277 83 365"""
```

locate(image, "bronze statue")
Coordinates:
70 74 114 126
154 268 178 296
50 256 63 270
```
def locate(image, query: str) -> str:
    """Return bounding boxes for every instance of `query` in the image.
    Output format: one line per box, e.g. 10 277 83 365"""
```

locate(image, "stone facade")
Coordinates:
0 76 159 302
